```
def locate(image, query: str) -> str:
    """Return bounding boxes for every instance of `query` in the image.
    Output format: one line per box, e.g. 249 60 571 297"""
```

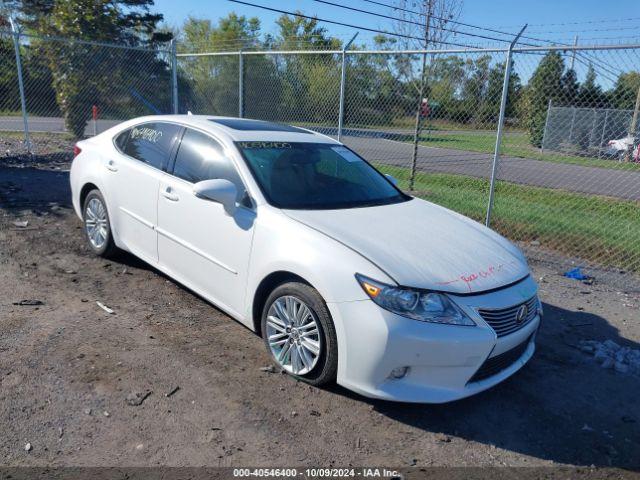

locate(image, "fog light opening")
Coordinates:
389 366 410 379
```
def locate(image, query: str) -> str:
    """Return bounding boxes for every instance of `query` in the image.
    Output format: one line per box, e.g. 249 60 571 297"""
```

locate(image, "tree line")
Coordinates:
1 2 639 146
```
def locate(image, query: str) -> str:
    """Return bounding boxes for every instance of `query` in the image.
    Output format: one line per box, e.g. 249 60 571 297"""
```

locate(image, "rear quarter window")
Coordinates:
114 129 129 151
120 122 182 170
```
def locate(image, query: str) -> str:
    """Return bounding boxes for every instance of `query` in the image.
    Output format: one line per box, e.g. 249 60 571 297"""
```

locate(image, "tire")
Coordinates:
261 282 338 386
82 189 117 258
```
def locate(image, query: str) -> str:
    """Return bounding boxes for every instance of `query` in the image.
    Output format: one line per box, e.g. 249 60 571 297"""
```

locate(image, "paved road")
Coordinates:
343 136 640 201
0 115 119 135
2 116 638 201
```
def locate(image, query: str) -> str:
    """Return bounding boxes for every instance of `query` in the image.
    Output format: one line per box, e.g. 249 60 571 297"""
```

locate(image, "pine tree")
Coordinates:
526 51 565 147
561 68 580 106
577 64 605 107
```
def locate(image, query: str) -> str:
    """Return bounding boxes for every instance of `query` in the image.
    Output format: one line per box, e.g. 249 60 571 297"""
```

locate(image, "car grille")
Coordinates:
468 335 532 383
477 296 538 338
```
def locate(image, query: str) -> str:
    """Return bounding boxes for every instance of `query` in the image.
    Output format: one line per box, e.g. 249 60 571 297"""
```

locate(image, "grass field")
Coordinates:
411 130 640 172
377 164 640 273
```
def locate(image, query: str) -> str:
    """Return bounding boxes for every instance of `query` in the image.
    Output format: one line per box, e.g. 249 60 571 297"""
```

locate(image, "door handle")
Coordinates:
162 187 179 202
105 160 118 172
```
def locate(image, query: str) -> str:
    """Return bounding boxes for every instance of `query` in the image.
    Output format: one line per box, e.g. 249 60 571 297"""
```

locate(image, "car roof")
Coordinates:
125 115 338 144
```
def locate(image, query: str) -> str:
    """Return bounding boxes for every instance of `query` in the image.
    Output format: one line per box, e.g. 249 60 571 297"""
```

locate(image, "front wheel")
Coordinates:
261 282 338 386
82 189 117 258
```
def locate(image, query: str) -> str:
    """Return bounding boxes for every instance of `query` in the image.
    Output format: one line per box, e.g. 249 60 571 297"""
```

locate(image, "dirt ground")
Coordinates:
1 144 639 471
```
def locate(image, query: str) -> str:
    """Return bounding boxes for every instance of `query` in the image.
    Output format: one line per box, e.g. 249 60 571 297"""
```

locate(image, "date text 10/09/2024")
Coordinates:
232 468 402 478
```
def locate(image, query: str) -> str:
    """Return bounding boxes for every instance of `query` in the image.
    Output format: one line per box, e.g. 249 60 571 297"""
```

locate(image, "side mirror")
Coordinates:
193 179 238 216
385 174 398 186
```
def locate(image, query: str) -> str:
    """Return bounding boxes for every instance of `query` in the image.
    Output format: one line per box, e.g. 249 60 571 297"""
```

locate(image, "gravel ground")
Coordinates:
1 144 639 471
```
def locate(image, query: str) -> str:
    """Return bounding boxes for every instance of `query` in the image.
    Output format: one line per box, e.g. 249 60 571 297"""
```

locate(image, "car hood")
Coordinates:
284 198 529 294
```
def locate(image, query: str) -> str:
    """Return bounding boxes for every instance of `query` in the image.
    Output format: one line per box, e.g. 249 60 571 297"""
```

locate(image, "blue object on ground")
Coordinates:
564 267 588 280
563 267 595 285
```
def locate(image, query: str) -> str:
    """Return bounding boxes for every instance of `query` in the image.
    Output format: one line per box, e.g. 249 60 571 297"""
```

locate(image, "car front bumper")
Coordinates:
327 275 540 403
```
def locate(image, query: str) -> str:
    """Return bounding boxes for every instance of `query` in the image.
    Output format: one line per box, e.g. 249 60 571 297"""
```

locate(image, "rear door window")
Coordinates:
122 122 182 170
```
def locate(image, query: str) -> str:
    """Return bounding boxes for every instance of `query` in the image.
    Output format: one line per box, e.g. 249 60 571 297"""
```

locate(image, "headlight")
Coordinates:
356 274 475 326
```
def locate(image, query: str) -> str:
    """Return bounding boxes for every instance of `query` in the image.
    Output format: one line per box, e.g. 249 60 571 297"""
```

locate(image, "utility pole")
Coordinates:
625 85 640 162
409 0 433 191
569 35 578 70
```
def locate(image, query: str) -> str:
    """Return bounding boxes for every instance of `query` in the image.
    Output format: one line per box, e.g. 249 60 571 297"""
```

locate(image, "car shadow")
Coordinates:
328 303 640 468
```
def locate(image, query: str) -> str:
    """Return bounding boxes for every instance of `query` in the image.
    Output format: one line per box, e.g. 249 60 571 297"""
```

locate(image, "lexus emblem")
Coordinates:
515 305 528 324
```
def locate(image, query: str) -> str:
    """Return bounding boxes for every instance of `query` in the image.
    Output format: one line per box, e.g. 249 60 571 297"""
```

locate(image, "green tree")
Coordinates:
14 0 171 137
526 51 565 147
610 71 640 110
561 68 580 105
577 64 606 107
178 13 281 118
271 14 341 124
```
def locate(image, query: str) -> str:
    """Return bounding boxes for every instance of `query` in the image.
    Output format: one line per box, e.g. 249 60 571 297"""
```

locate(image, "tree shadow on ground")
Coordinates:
330 303 640 468
0 160 71 213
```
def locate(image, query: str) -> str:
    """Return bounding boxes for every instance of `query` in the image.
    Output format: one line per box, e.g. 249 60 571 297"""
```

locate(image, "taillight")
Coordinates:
73 144 82 157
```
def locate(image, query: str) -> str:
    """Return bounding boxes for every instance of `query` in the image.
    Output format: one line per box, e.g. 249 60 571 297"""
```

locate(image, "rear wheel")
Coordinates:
83 189 117 258
261 282 338 386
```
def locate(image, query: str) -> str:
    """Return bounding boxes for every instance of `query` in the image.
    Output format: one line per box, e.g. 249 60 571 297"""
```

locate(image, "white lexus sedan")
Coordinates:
70 115 541 403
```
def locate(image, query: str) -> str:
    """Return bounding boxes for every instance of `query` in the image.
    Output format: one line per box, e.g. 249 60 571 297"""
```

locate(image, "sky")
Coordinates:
153 0 640 48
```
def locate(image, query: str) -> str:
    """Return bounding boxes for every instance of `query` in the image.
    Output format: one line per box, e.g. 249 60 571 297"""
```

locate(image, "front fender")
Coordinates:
246 208 394 310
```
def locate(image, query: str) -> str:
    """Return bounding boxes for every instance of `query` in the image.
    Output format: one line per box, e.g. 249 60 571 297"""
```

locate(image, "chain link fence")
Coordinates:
2 29 640 288
542 104 640 159
1 29 173 149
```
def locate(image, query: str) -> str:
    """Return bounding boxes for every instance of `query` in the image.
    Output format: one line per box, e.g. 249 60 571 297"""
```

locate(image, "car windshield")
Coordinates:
236 141 410 209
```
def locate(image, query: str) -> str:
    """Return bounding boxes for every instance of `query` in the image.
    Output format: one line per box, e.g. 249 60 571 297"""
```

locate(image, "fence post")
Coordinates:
337 33 358 142
170 38 178 114
485 25 527 228
598 109 609 158
588 107 598 150
238 50 244 118
568 106 577 145
541 98 552 153
8 18 31 153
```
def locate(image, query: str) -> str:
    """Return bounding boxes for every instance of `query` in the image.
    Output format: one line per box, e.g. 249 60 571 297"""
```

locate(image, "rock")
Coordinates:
135 443 144 450
594 350 609 364
291 411 298 417
604 339 621 351
25 443 32 452
103 411 110 417
13 220 29 228
437 435 452 443
84 408 91 415
260 365 276 373
614 362 629 373
580 345 594 354
309 410 321 417
601 357 615 369
582 424 594 432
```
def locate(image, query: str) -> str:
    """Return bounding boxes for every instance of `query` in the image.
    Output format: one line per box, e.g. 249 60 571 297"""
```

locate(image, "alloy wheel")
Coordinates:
85 197 109 250
265 295 322 375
